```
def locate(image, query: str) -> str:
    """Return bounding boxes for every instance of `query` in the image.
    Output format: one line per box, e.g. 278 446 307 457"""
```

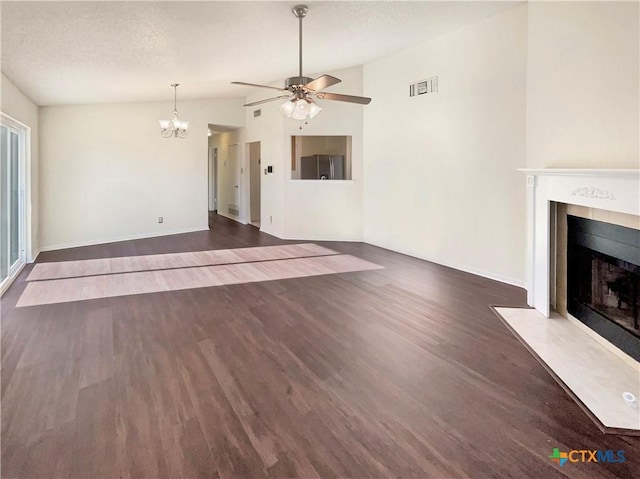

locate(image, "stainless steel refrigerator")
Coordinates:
300 155 345 180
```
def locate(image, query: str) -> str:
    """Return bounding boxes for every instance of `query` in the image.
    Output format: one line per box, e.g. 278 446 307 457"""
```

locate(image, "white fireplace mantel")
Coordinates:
519 168 640 317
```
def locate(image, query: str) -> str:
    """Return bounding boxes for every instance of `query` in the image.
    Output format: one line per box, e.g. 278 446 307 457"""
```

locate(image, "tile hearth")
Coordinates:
494 307 640 435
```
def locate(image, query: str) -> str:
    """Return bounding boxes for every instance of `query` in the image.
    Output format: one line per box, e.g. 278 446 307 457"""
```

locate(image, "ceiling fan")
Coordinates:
232 4 371 121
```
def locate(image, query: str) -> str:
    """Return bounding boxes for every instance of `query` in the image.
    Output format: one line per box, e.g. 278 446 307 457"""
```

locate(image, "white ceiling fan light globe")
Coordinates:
279 100 296 118
291 99 310 120
308 100 322 118
280 95 322 121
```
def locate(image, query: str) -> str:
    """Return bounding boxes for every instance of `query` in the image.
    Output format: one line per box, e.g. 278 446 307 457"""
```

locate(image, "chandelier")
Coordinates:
159 83 189 139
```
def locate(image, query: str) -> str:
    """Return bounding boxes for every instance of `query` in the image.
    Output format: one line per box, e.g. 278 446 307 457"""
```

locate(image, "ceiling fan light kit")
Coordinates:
232 4 371 125
159 83 189 139
279 98 322 120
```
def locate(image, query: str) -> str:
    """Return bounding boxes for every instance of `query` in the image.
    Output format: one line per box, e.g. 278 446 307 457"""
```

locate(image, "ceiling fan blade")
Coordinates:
315 92 372 105
243 95 291 107
304 74 341 92
232 81 289 92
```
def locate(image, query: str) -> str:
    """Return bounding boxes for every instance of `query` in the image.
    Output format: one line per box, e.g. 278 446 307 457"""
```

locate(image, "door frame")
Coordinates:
228 143 240 217
208 147 218 212
248 141 261 226
1 112 32 295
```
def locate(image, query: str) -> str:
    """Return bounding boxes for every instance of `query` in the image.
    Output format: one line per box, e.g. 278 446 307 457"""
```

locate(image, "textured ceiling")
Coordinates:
1 1 519 106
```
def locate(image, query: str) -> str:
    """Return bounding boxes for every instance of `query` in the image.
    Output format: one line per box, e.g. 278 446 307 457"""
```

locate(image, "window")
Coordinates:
1 114 27 294
291 135 352 180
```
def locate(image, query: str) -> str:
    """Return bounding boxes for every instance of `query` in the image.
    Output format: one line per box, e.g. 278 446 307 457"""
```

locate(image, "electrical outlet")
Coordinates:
158 217 163 223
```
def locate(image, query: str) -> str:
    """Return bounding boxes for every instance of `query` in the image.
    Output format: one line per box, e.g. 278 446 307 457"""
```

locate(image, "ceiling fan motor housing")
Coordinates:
285 76 314 89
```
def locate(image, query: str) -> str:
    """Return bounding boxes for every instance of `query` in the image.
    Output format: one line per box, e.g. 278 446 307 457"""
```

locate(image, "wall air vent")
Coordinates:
410 76 438 97
253 109 261 117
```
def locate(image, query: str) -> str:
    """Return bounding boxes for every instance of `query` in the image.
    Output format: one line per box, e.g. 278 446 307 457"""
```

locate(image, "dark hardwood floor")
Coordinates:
2 214 639 478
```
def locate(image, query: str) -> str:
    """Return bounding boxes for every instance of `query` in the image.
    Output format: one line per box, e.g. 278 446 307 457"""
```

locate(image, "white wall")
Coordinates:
234 65 365 241
39 98 244 250
363 5 528 286
526 1 639 168
1 73 39 259
239 66 364 240
282 66 364 241
242 88 285 236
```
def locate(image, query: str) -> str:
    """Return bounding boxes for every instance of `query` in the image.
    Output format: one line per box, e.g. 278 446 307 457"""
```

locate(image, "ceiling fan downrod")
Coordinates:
292 5 308 85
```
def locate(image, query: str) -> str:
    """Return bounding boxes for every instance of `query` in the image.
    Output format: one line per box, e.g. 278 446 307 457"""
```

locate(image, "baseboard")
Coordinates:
363 238 525 288
29 250 40 263
281 234 363 243
39 226 209 252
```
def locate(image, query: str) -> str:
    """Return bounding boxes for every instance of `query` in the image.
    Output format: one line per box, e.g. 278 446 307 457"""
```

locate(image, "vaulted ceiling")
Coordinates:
1 1 518 106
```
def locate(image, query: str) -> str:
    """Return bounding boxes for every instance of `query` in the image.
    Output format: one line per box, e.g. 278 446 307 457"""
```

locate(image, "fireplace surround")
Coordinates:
496 169 640 433
521 169 640 344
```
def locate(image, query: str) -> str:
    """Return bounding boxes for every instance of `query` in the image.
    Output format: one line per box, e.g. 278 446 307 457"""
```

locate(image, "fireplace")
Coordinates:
567 216 640 360
521 169 640 319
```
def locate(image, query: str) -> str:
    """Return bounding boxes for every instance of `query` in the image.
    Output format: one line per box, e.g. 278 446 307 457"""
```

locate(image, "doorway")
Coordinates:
208 124 241 225
248 141 261 228
1 115 27 294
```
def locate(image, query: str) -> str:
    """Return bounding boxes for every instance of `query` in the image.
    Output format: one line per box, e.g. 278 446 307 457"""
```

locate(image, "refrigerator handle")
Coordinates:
330 158 334 179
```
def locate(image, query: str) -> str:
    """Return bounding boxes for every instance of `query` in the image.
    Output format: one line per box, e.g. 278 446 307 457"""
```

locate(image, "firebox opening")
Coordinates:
567 215 640 361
